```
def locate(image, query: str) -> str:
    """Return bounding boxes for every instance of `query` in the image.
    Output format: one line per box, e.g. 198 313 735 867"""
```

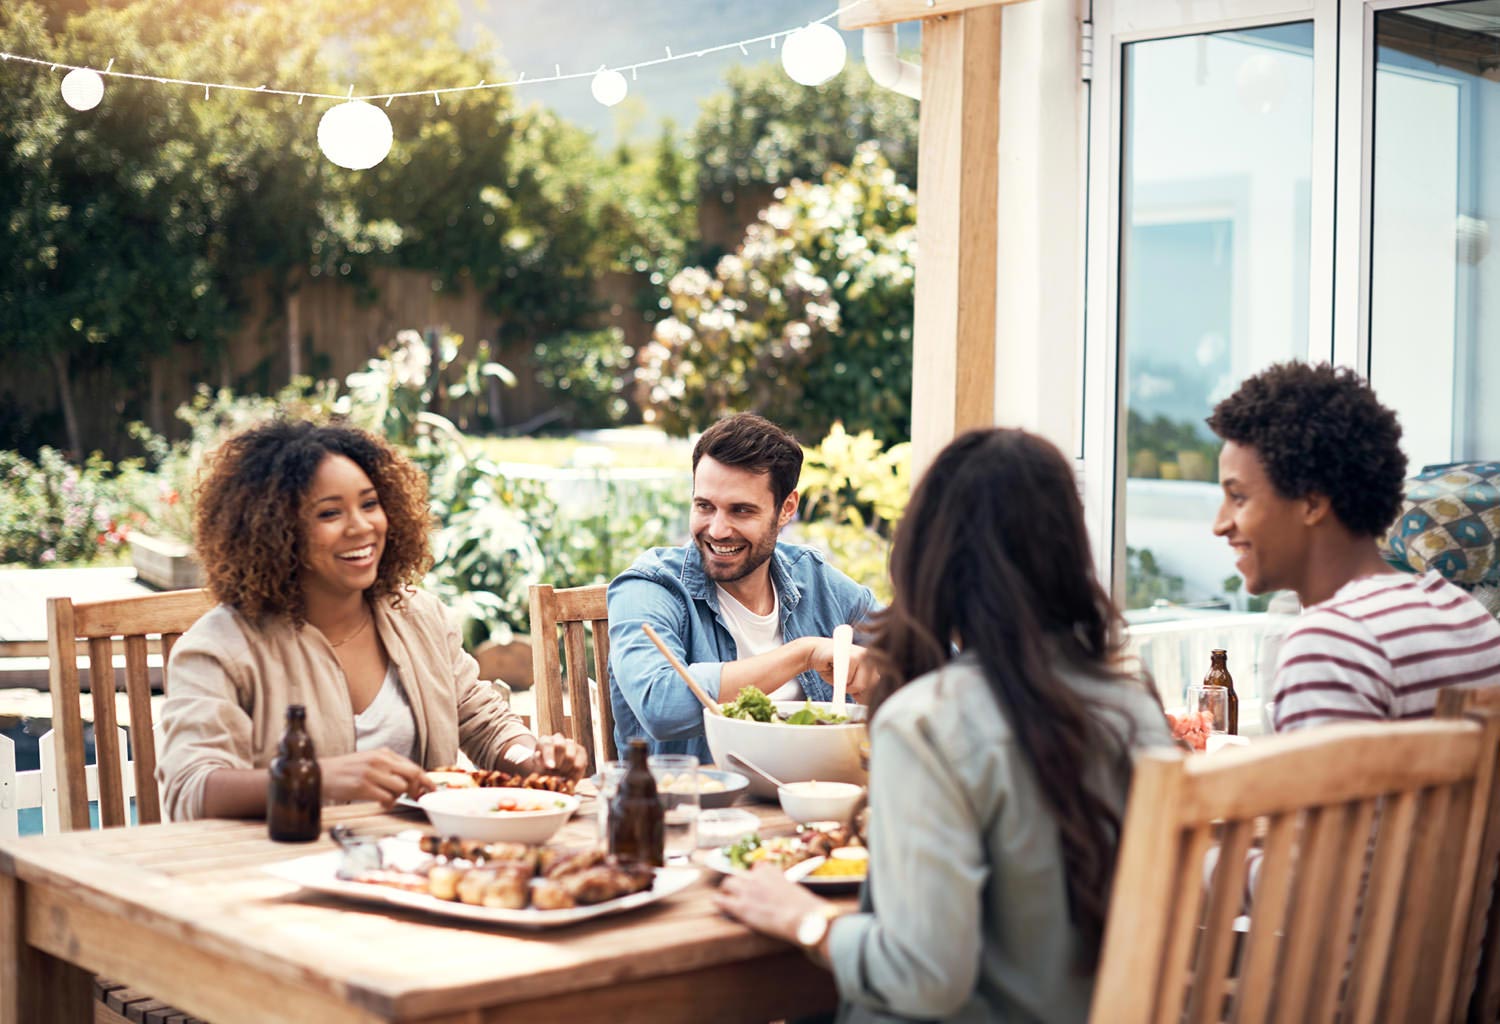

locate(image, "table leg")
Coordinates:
1 873 93 1024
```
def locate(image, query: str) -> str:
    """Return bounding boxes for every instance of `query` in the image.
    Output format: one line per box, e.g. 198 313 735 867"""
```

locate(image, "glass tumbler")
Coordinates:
648 754 700 863
1187 685 1229 736
595 759 628 842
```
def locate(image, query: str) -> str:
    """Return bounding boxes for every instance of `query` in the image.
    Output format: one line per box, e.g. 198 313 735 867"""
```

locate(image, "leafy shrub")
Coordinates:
792 424 911 603
531 327 636 429
425 458 686 647
638 143 915 444
0 448 129 566
1125 547 1188 609
1127 410 1220 481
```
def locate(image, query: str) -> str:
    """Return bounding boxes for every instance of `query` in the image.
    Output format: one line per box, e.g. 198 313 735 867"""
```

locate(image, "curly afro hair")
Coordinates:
1207 362 1407 537
192 419 433 622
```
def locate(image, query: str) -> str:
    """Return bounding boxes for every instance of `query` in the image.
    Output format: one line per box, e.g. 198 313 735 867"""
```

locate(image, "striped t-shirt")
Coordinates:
1272 571 1500 732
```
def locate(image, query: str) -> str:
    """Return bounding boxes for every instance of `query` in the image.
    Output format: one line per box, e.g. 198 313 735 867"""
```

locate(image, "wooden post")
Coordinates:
287 282 302 382
843 1 1014 476
911 9 1002 475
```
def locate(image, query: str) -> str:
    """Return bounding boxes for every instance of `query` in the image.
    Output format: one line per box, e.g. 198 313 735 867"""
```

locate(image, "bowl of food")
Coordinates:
777 781 865 824
704 687 868 799
653 767 751 810
417 787 580 844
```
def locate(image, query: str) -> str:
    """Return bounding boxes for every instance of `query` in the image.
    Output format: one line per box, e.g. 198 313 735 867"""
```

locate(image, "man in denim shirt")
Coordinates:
608 414 878 760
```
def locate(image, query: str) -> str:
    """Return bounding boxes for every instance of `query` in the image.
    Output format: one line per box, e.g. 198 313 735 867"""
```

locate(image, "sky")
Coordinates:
460 1 887 146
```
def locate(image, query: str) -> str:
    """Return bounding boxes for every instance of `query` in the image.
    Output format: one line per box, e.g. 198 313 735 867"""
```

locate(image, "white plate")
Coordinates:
701 847 865 892
263 849 701 930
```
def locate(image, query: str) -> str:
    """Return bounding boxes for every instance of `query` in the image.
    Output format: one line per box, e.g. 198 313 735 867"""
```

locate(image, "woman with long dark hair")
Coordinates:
156 419 585 821
716 428 1170 1021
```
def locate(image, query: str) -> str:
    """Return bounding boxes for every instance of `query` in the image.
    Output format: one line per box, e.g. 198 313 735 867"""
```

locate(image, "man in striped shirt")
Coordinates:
1208 362 1500 731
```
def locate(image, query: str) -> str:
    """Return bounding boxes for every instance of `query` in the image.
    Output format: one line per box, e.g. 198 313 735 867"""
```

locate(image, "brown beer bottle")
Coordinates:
1204 649 1240 735
268 704 321 842
608 739 664 867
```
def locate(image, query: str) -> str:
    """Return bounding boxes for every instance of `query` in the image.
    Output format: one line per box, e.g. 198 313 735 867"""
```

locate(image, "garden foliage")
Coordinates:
0 448 128 566
792 423 910 604
639 143 915 444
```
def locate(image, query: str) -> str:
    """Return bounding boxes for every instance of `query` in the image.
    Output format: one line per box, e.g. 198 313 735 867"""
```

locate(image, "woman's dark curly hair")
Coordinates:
193 419 433 622
1207 362 1407 537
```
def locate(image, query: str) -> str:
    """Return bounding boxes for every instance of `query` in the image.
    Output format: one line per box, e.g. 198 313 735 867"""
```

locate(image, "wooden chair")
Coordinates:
46 588 213 1024
528 583 615 774
1438 684 1500 1023
46 589 212 830
1091 715 1500 1024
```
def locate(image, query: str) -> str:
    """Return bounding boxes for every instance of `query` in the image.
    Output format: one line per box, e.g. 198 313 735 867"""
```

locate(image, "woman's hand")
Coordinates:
320 749 433 807
525 733 590 780
713 862 835 945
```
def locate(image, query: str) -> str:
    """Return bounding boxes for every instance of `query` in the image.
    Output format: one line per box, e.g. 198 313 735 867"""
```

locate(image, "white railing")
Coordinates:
1125 611 1296 736
0 726 135 838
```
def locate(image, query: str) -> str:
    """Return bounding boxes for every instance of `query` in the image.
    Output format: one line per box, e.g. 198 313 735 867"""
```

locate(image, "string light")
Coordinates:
5 0 865 167
782 23 847 86
590 67 628 107
318 100 393 169
60 67 103 110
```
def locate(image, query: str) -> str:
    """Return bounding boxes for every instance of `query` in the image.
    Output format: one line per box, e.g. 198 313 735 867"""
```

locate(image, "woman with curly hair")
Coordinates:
156 419 586 822
715 429 1170 1022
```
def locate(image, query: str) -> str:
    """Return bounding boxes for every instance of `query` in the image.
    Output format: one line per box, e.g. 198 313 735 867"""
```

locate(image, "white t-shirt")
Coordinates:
716 585 803 701
354 664 420 762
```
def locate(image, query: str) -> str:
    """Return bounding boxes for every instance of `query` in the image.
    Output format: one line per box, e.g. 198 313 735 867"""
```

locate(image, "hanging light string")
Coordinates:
0 0 866 105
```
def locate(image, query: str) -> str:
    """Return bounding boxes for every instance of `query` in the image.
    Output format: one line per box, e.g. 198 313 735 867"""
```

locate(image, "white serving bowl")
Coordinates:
777 781 865 824
704 701 868 800
416 786 579 844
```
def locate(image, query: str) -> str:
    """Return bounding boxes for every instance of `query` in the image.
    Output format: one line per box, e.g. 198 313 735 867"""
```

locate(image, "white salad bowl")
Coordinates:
416 786 579 844
704 701 868 800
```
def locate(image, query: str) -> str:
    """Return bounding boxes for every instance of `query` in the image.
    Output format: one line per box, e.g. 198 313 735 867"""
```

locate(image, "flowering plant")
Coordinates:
0 448 130 566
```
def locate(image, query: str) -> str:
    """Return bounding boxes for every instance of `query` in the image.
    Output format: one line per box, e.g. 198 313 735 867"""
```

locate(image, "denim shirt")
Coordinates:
607 541 877 761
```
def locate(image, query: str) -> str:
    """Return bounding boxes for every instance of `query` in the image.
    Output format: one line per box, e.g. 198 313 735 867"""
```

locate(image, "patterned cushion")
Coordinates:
1381 462 1500 586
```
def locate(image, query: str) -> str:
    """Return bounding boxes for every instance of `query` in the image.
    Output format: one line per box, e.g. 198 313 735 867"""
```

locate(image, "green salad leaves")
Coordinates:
726 834 762 870
721 686 776 722
783 704 849 726
719 686 850 725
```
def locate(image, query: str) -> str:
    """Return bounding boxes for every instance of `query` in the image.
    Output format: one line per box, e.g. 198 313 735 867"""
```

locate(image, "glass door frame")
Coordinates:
1332 0 1468 376
1082 0 1342 599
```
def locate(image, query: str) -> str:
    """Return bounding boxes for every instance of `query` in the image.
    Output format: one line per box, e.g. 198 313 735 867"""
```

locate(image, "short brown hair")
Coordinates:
692 413 803 506
193 419 434 623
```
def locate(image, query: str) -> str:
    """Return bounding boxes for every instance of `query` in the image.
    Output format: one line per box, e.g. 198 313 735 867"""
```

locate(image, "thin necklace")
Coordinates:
329 608 373 649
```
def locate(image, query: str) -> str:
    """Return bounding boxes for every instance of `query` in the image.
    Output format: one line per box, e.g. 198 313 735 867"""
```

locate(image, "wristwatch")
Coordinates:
795 905 842 960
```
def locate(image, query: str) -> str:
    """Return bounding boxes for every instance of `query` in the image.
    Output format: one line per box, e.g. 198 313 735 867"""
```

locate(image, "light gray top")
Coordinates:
829 651 1172 1023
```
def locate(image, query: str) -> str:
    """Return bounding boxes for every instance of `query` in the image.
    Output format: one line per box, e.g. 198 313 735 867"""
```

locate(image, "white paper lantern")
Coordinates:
317 100 394 170
781 24 847 87
591 69 628 108
60 68 105 111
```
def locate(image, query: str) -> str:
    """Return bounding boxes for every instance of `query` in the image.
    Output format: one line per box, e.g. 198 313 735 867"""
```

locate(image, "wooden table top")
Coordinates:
0 796 849 1023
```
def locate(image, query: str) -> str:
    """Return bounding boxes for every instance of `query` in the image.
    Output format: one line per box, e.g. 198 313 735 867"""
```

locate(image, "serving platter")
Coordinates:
263 848 700 929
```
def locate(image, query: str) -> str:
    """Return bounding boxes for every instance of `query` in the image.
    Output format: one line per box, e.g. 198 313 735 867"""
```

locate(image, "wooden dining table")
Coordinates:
0 796 848 1023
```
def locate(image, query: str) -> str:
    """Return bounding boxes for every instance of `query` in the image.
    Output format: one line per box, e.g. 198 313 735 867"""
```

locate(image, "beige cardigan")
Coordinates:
157 588 532 821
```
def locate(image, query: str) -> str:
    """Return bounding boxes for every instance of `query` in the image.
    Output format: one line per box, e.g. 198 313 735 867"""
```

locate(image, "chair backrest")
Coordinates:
46 589 213 831
1091 715 1500 1024
528 583 614 774
1437 683 1500 1023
